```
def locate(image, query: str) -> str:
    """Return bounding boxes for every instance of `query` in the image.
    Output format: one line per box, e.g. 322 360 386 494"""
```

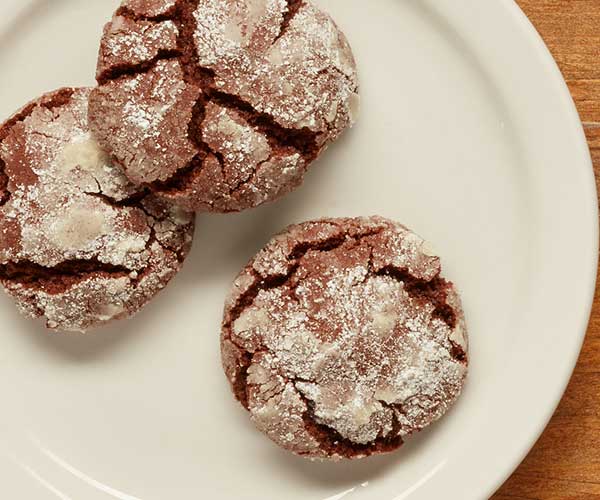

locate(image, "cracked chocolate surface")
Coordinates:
0 88 195 332
89 0 359 213
221 217 468 460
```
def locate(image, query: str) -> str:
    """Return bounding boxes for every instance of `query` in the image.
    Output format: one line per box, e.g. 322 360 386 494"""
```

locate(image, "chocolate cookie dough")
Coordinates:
88 0 359 213
0 88 195 332
221 217 468 460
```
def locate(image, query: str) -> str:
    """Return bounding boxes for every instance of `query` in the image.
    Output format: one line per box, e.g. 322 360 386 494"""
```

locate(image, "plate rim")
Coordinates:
476 0 598 496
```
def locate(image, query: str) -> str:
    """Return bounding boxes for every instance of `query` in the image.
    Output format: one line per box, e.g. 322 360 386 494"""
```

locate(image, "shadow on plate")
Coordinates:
16 306 156 363
253 418 449 489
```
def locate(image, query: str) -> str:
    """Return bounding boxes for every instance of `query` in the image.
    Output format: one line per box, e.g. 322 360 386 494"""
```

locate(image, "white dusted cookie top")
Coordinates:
0 88 195 332
221 217 468 460
190 0 359 133
89 0 359 213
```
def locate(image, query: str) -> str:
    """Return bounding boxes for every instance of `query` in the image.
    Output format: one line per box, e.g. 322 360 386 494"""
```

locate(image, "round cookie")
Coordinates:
0 88 195 332
221 217 468 460
88 0 359 213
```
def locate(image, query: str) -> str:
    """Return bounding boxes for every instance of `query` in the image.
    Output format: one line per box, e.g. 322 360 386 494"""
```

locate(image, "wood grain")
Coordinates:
493 1 600 498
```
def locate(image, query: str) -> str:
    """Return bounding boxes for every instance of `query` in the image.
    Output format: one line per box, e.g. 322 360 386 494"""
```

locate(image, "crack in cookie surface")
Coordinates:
273 0 305 44
0 159 9 206
89 0 358 212
298 389 404 459
221 217 468 459
0 259 132 295
0 88 195 332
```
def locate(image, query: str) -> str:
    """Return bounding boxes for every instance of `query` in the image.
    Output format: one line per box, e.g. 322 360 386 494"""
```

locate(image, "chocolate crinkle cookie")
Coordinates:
0 88 195 333
221 217 468 460
88 0 359 213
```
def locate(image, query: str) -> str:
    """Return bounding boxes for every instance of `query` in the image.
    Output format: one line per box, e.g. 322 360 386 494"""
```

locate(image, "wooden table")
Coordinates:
492 2 600 499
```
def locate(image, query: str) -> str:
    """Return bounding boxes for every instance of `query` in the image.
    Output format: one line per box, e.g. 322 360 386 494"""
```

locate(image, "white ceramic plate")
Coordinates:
0 1 597 499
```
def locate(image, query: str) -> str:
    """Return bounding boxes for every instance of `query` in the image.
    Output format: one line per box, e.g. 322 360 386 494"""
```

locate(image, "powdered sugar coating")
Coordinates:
221 217 468 460
90 59 199 185
97 16 179 79
158 102 305 211
89 0 359 213
0 88 195 332
121 0 179 17
194 0 359 136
